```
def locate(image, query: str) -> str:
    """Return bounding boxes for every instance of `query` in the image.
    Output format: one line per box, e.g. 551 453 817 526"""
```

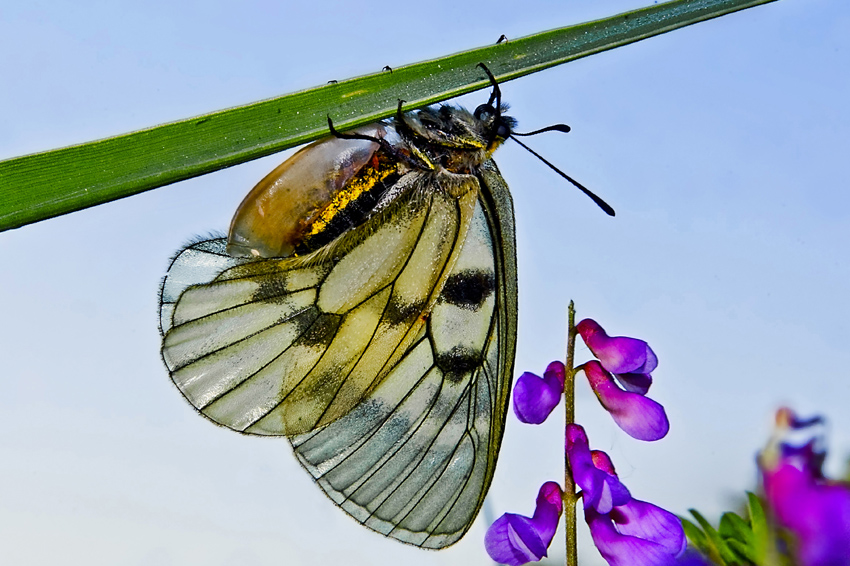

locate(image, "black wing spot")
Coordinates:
436 346 481 382
384 296 428 326
251 274 290 302
298 313 342 347
440 270 495 311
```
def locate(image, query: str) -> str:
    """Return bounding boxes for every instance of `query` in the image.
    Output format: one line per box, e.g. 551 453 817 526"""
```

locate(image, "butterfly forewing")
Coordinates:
162 175 482 435
288 160 517 548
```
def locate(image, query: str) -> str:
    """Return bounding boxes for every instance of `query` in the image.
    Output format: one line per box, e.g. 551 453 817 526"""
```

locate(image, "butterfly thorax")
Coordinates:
398 104 515 174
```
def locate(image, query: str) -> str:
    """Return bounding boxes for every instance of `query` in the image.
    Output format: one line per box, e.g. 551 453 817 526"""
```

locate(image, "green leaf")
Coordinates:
680 515 712 556
746 492 772 564
690 509 739 564
0 0 778 232
719 511 754 546
726 539 756 564
720 512 757 564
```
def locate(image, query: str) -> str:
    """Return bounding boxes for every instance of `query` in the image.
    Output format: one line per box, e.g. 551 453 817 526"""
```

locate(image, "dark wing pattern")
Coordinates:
158 161 517 547
289 161 517 548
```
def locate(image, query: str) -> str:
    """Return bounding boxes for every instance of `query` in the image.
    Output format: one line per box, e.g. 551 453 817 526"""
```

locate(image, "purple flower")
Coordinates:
585 502 687 566
763 463 850 566
772 407 827 478
775 406 824 430
574 426 685 566
485 482 563 565
582 361 669 441
576 319 657 394
761 409 850 566
673 549 714 565
513 361 566 424
566 424 630 514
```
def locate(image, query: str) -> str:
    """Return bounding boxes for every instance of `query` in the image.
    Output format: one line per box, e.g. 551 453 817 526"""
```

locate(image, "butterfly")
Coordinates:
158 65 606 549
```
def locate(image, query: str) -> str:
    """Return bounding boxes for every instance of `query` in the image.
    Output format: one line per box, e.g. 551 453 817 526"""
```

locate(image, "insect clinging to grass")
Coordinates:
158 64 611 548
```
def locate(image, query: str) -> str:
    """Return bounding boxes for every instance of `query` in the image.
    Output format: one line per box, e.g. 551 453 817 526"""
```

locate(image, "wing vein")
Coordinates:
237 313 342 425
315 346 439 486
387 384 477 536
308 284 398 429
196 307 321 410
375 375 475 525
170 305 315 371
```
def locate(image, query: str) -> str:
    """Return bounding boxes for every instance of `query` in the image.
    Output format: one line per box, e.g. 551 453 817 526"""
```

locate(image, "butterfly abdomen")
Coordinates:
296 150 401 255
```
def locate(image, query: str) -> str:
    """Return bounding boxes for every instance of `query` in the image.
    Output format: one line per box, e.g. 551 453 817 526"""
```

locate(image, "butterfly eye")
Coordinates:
496 122 510 139
474 104 496 120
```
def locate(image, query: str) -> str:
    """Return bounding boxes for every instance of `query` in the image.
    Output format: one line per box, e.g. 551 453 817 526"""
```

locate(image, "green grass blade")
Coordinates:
0 0 778 232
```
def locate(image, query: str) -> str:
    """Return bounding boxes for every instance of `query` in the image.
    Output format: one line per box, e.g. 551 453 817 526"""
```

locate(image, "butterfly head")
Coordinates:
473 101 517 154
473 63 517 153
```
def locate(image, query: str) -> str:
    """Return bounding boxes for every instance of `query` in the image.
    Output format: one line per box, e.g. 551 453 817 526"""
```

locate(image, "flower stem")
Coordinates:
564 301 578 566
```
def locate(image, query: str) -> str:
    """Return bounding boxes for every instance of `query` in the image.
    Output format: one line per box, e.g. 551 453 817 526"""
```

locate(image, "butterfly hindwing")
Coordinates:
158 160 517 548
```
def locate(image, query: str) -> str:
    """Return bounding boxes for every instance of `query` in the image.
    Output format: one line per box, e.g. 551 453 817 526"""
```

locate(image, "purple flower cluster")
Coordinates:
512 320 669 441
761 407 850 566
568 425 685 566
487 319 684 566
576 319 668 441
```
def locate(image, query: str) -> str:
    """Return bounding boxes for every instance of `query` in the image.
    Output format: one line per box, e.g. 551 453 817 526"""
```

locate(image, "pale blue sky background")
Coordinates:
2 1 849 565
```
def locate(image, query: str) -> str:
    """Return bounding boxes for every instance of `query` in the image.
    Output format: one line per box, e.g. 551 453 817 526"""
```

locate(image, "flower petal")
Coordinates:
566 424 630 514
576 319 657 375
485 514 548 565
591 450 616 475
614 372 652 395
583 361 669 441
610 499 687 557
588 449 685 559
586 506 682 566
543 360 566 387
674 549 715 565
763 462 850 566
513 362 566 424
776 406 824 430
531 481 564 544
780 439 827 478
485 482 564 566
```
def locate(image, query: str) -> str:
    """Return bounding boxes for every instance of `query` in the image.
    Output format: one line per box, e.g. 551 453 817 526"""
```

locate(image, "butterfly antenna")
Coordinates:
477 63 502 111
509 133 615 217
512 124 572 136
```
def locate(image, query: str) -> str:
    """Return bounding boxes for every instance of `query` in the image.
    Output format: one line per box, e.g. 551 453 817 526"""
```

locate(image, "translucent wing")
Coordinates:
159 161 517 547
289 161 518 548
